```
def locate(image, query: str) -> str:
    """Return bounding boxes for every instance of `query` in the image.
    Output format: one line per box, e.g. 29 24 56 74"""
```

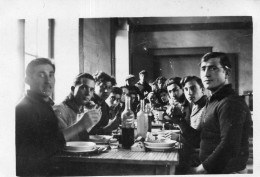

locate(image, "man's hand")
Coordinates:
189 164 207 174
165 105 184 124
80 106 102 132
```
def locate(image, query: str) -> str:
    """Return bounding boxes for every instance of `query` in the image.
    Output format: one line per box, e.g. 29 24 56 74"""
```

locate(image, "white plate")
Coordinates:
144 140 177 147
65 141 96 151
145 146 174 151
64 148 96 153
89 135 112 144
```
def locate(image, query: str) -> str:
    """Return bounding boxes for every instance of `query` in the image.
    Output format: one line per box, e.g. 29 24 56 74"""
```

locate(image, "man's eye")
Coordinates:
200 67 206 71
38 73 45 78
210 66 218 71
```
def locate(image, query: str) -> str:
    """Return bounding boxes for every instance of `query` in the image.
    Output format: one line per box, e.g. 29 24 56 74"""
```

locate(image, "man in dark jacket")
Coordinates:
16 58 101 175
135 70 151 98
178 52 252 174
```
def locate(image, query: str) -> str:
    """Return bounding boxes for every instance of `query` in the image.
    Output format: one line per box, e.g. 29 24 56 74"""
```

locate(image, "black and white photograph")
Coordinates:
0 0 259 176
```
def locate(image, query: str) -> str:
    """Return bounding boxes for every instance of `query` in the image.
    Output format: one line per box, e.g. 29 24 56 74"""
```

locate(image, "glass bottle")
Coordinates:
137 100 148 138
121 95 135 149
145 103 152 132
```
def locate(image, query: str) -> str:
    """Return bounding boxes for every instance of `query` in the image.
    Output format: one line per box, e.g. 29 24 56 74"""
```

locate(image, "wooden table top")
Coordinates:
53 148 179 166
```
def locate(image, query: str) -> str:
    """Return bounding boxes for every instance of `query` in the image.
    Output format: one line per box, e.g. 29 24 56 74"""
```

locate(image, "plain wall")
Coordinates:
132 29 252 95
80 18 112 76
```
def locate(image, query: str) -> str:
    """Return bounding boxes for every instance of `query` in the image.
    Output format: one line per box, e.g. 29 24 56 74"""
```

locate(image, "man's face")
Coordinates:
73 78 95 106
27 64 55 98
183 80 204 103
200 57 227 92
103 81 113 100
158 80 164 89
121 87 129 103
95 81 112 100
139 73 146 82
167 84 183 102
160 92 169 103
106 93 121 107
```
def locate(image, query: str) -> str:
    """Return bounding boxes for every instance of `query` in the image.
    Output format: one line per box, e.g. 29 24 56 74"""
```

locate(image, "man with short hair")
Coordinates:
156 76 167 90
103 87 124 132
16 58 101 175
53 73 100 141
94 71 115 100
105 87 122 109
182 52 252 174
172 76 207 174
125 74 143 99
135 70 151 97
158 88 169 106
181 76 207 130
164 77 191 123
91 71 116 135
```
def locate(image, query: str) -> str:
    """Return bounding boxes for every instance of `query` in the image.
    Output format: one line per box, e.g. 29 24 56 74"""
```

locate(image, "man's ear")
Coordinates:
225 69 231 78
25 76 30 85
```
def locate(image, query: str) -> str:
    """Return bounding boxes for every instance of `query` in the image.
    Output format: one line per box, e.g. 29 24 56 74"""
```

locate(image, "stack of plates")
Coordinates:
144 140 177 152
89 135 112 144
64 141 97 152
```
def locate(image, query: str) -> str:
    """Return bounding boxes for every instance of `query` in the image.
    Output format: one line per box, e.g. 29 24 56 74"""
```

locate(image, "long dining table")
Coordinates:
51 147 179 176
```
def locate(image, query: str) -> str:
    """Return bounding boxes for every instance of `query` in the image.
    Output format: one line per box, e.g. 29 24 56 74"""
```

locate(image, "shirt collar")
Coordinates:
194 95 207 107
209 84 235 101
63 94 83 114
27 90 54 106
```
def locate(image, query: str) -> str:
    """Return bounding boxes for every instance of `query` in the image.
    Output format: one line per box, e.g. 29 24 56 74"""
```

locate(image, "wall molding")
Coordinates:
148 47 212 56
131 22 252 32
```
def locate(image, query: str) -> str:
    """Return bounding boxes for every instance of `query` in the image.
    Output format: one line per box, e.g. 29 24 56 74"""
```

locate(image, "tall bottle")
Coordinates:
137 100 148 138
145 103 152 132
121 95 135 149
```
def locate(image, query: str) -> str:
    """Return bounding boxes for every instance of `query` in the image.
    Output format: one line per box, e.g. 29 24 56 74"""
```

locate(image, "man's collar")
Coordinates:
27 90 54 106
92 93 103 104
63 94 83 114
194 95 207 106
209 84 235 101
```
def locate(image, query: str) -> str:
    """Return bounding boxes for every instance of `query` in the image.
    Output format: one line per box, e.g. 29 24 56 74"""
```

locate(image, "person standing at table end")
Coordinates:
180 52 252 174
16 58 101 176
125 74 143 100
135 70 152 98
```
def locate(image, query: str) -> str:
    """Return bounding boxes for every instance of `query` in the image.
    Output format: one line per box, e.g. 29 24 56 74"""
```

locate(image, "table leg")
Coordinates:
155 165 176 175
168 164 176 175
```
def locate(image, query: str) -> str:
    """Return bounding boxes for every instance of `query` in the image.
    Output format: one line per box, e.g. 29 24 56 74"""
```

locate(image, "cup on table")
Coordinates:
158 111 164 121
109 138 119 149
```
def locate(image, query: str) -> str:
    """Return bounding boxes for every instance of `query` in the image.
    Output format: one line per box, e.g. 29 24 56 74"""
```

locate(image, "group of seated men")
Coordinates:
16 52 252 175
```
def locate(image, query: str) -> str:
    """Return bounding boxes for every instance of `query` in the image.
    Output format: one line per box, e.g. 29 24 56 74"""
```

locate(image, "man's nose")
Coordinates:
85 88 91 96
202 68 211 77
44 76 52 83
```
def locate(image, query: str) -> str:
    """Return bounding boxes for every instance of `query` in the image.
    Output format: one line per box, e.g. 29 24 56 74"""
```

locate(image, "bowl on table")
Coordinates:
89 135 113 144
65 141 97 152
144 139 177 148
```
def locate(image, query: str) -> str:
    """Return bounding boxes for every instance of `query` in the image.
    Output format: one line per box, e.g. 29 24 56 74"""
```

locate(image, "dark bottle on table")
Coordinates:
121 95 135 149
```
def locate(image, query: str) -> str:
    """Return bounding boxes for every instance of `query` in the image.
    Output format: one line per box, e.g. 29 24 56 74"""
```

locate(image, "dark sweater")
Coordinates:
16 90 65 176
180 84 252 174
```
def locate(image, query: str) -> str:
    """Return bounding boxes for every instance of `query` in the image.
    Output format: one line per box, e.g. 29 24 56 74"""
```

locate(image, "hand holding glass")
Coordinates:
79 106 102 132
